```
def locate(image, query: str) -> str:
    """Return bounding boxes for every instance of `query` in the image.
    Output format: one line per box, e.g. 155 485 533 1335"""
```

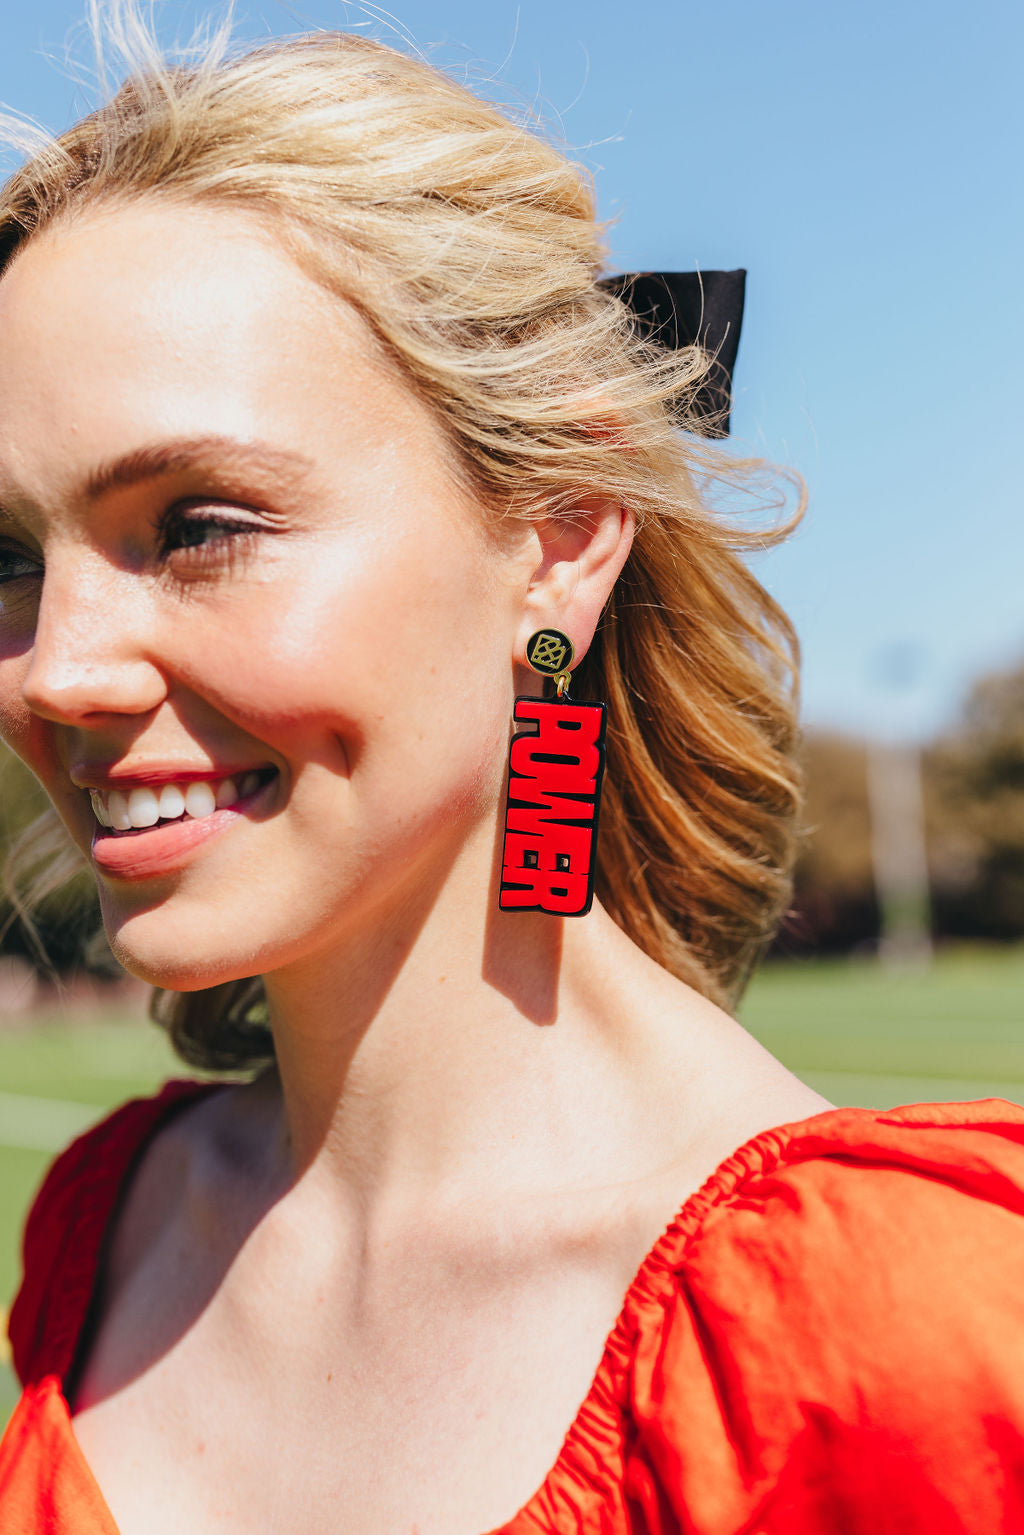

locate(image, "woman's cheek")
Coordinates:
0 703 57 790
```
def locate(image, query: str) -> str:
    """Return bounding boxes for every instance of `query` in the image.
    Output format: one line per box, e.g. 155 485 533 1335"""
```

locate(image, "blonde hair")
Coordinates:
0 6 804 1069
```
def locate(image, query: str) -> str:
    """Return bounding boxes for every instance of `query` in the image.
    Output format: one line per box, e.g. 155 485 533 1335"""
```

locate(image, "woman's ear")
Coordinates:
514 497 634 664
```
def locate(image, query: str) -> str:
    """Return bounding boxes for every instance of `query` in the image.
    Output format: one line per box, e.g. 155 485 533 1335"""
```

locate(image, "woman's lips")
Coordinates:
90 771 277 879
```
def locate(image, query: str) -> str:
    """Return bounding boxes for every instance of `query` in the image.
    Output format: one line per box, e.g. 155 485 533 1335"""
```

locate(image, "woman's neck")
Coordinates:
255 839 706 1218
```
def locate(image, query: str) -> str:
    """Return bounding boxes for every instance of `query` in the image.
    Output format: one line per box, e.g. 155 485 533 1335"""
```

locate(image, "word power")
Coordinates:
499 696 606 915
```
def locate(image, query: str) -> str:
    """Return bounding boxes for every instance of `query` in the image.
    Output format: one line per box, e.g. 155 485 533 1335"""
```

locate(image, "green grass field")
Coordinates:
2 944 1022 1428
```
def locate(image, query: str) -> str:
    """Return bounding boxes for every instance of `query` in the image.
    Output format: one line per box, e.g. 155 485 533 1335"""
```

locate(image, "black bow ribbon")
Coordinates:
597 269 746 438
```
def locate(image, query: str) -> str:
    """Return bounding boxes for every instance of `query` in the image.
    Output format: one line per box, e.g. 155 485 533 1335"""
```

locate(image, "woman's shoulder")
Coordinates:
613 1098 1024 1531
695 1092 1024 1220
7 1077 219 1387
664 1096 1024 1331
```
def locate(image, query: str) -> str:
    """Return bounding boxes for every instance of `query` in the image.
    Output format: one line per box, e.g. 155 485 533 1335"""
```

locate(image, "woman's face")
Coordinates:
0 201 530 988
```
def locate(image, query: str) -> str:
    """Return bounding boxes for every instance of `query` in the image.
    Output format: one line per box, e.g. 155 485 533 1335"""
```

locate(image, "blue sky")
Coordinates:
1 0 1020 740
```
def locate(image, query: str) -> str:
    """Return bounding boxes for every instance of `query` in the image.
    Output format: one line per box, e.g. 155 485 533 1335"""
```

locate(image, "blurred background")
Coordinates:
0 0 1021 1419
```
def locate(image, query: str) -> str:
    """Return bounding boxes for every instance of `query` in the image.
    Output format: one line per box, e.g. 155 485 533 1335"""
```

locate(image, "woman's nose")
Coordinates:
19 549 167 724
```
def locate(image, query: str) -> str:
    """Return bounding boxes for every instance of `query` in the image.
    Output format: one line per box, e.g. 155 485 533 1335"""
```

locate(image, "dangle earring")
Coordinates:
498 628 607 916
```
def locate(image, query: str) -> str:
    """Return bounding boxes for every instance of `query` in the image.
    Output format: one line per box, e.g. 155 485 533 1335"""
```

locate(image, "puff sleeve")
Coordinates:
621 1101 1024 1534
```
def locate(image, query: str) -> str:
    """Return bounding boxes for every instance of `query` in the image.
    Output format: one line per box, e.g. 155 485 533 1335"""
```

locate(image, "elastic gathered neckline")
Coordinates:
27 1083 1012 1533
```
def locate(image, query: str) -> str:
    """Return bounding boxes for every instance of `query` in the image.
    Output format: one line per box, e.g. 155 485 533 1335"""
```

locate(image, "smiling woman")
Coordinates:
1 6 1023 1535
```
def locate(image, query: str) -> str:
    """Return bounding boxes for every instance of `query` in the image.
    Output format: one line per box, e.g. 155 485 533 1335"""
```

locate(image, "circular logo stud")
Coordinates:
525 629 574 676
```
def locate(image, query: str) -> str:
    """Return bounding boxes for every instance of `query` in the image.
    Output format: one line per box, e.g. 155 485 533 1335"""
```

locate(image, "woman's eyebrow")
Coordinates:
0 437 318 530
83 435 318 500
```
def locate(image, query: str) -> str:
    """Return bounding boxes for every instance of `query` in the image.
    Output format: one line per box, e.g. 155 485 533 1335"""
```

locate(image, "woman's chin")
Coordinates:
104 927 262 995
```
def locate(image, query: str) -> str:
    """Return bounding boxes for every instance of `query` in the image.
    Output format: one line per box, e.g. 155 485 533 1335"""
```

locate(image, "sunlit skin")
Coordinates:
0 203 829 1535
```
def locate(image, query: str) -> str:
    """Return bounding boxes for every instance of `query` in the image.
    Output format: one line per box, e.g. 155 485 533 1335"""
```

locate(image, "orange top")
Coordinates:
3 1081 1024 1533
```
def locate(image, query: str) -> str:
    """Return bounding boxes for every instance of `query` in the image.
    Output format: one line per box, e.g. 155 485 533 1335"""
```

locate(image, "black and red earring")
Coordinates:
498 629 607 916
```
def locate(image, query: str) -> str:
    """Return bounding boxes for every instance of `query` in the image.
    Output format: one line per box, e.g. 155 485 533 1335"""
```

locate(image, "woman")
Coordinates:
1 13 1023 1534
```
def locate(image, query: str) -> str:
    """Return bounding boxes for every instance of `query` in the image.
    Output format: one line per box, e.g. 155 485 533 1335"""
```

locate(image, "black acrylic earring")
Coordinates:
498 629 607 916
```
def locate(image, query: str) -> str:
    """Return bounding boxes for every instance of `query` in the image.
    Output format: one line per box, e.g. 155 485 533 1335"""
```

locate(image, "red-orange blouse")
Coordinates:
3 1080 1024 1533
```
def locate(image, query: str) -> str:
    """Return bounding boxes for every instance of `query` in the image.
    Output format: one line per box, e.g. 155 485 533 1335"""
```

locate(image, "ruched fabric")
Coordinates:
3 1082 1024 1533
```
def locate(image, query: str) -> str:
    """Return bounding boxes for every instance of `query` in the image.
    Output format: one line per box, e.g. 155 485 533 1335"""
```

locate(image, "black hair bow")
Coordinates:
597 269 745 437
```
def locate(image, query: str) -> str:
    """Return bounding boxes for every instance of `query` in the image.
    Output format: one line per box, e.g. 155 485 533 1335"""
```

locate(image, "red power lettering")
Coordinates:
499 697 606 915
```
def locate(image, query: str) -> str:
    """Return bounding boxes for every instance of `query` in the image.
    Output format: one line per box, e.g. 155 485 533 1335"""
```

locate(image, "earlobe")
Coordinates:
515 497 633 667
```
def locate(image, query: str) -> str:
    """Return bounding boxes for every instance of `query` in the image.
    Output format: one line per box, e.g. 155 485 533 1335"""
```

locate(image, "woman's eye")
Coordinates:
1 508 264 588
155 505 263 565
0 543 41 585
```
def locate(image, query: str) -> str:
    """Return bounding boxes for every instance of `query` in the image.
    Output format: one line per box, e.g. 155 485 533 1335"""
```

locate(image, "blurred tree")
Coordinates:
775 732 880 955
926 659 1024 940
778 659 1024 956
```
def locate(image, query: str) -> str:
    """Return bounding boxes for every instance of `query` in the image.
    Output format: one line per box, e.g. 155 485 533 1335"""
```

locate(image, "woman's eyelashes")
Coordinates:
0 542 41 585
153 503 266 571
0 503 267 592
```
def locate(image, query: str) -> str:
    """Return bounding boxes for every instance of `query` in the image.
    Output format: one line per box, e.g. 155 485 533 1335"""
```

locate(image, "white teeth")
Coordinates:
157 784 187 821
126 787 161 828
107 789 133 831
215 777 239 808
89 790 112 828
184 781 217 820
91 770 269 830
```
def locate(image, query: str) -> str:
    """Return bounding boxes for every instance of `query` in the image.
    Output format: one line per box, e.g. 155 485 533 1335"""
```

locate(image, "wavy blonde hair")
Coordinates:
0 4 804 1069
